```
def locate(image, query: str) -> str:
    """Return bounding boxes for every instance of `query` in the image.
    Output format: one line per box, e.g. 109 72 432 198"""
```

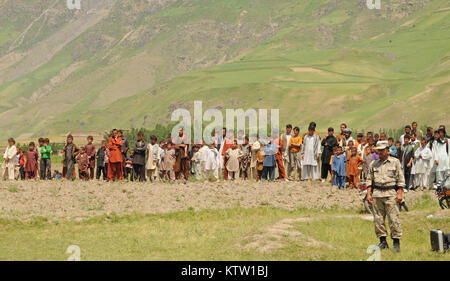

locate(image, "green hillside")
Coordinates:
0 0 448 139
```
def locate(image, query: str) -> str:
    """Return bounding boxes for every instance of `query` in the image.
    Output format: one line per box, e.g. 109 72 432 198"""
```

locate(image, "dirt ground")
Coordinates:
0 180 427 221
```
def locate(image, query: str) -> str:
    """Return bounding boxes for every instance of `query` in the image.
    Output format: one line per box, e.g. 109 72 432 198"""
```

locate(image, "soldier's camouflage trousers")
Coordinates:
373 196 402 239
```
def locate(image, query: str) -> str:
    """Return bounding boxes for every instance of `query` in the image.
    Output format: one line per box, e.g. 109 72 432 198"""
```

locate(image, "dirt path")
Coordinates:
0 180 426 221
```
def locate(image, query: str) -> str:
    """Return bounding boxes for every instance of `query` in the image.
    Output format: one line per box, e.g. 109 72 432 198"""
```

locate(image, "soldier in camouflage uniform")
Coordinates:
367 140 405 252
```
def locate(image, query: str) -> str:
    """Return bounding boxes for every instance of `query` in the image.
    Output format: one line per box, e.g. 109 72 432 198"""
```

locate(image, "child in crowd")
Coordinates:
85 136 96 180
191 145 203 180
25 142 39 180
146 135 160 182
345 140 354 158
37 138 44 179
288 127 302 180
40 138 52 180
239 136 251 180
161 142 176 181
158 140 166 176
76 147 90 181
226 140 243 181
18 148 25 180
262 140 277 181
62 135 79 181
374 133 380 144
53 170 62 180
329 146 338 185
158 143 167 180
125 150 134 181
347 147 363 188
332 146 347 189
256 142 266 181
203 143 220 181
362 145 373 180
388 137 397 157
357 137 366 158
394 141 402 159
96 140 108 180
198 140 209 179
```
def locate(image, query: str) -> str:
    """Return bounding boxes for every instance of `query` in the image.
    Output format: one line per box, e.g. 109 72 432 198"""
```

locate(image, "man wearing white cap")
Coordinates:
341 128 354 151
366 140 405 253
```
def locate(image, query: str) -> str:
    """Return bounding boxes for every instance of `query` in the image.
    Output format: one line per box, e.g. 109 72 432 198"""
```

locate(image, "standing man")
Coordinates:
411 122 423 140
321 128 337 182
432 128 449 184
425 127 434 143
399 125 412 146
342 128 354 151
401 135 414 189
173 127 190 181
301 124 321 181
336 123 347 147
366 140 405 252
281 124 292 178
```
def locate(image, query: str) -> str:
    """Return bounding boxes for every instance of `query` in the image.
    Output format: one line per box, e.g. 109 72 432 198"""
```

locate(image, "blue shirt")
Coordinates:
262 143 277 167
332 154 347 176
389 145 397 157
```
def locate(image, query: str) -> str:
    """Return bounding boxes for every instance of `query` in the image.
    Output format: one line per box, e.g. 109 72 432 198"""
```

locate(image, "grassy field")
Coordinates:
0 193 448 261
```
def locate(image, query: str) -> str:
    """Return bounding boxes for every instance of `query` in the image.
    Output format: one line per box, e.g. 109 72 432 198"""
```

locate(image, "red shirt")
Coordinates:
108 136 123 163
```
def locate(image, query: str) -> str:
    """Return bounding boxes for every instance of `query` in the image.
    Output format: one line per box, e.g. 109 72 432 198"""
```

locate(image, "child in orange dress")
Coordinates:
347 147 364 188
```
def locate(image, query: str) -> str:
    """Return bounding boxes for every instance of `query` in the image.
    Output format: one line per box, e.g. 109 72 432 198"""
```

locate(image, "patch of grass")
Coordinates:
48 186 60 197
7 184 19 193
0 200 448 261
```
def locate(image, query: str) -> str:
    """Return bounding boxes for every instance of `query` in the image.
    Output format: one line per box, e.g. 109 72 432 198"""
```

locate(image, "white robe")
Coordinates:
301 134 321 166
198 145 209 171
2 145 17 180
432 140 450 172
146 143 160 170
413 146 432 187
204 148 220 171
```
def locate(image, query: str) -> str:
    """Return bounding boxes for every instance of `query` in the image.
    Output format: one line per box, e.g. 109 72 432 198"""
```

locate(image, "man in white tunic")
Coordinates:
301 125 321 181
413 138 433 189
2 138 17 180
281 124 292 177
432 129 450 184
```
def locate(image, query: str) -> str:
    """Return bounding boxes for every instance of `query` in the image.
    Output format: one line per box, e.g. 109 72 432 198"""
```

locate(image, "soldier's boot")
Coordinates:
378 237 389 250
392 239 400 253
